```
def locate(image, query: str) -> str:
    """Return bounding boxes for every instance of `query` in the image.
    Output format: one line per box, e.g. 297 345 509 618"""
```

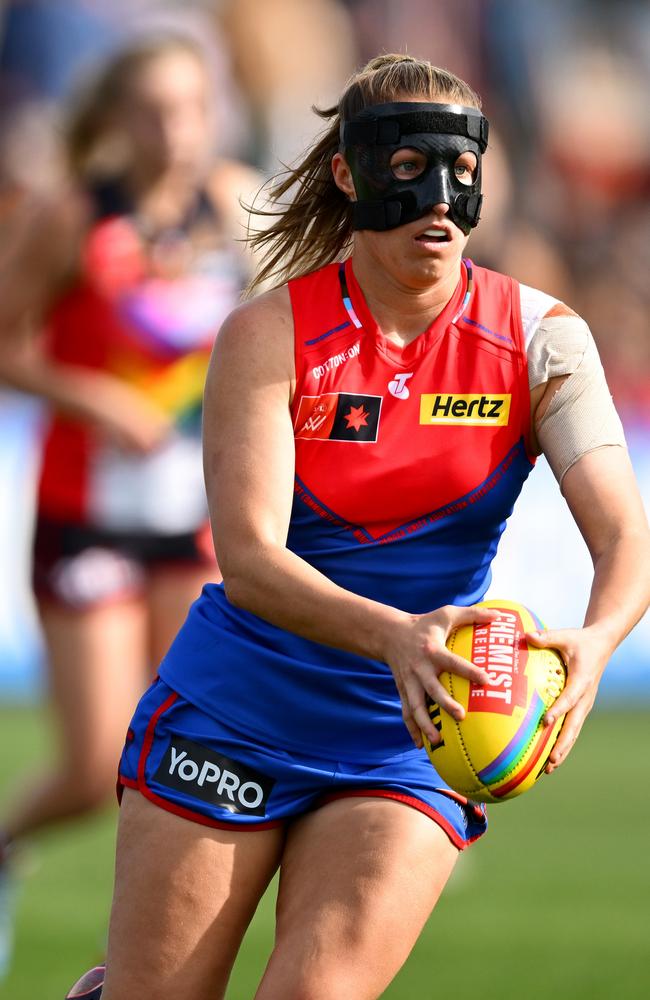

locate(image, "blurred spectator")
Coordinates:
219 0 358 169
0 2 249 198
0 0 123 199
0 0 119 102
345 0 486 92
485 0 650 416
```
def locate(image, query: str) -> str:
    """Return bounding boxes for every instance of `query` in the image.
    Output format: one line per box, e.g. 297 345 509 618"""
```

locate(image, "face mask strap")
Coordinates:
352 196 409 230
350 188 482 234
456 192 483 228
341 105 489 152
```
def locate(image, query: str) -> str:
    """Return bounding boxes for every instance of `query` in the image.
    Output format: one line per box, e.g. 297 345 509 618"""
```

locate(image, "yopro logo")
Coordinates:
154 737 275 816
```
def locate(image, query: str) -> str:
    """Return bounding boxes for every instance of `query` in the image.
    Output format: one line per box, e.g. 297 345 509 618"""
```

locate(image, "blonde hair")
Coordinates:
247 54 481 293
65 34 205 179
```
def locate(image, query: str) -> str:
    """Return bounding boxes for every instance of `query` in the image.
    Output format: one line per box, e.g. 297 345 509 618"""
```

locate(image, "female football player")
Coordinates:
69 54 649 1000
0 31 259 967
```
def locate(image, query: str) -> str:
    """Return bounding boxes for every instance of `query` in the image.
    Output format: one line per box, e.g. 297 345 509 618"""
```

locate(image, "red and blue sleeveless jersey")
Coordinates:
159 258 535 760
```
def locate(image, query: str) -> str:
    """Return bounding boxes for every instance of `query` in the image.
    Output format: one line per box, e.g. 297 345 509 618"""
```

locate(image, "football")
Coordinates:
422 599 566 803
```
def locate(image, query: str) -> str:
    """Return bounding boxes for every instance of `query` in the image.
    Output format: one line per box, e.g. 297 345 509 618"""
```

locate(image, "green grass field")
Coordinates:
1 704 649 1000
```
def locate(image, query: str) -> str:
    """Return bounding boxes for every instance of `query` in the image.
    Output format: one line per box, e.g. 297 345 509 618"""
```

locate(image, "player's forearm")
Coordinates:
0 347 131 424
582 528 650 658
222 539 409 663
0 345 95 416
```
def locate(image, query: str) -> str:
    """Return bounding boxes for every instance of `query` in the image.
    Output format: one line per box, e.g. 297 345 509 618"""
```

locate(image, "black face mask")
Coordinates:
340 101 489 235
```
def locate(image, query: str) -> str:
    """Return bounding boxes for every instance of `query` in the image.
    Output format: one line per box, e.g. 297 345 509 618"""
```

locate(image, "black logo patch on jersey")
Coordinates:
154 737 275 816
295 392 382 442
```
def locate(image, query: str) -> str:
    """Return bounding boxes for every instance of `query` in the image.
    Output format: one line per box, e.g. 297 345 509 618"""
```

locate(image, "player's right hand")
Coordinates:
382 604 502 749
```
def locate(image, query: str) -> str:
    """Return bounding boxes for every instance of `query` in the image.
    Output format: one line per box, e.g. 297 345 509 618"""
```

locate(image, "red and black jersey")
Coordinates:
37 180 244 533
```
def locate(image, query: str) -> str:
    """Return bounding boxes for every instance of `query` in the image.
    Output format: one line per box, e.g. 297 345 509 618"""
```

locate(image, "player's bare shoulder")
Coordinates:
210 284 295 394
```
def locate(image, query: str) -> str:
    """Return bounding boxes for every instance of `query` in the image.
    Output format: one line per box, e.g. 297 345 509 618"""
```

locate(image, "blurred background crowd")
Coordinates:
0 0 648 698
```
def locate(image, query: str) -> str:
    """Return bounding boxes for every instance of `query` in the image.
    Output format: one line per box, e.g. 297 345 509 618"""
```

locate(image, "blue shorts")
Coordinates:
118 678 488 851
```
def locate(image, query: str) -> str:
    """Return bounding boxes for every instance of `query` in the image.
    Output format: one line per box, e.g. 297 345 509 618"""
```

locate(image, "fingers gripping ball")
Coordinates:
422 600 566 803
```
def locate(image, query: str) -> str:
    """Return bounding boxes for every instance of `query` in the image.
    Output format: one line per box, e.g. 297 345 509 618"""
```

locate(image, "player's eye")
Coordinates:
390 148 426 181
454 152 477 186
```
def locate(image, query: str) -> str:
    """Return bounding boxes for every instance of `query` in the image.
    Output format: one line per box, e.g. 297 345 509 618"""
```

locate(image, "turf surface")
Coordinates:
0 705 648 999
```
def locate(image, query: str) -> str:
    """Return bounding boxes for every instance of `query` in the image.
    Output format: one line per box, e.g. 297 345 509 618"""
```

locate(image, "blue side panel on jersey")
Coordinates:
159 586 411 761
288 440 534 614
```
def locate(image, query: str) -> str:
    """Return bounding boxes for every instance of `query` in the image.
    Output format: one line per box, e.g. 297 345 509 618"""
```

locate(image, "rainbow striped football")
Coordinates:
422 599 566 803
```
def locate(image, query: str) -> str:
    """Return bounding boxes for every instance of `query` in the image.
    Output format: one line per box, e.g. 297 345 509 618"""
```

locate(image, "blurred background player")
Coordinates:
0 28 260 977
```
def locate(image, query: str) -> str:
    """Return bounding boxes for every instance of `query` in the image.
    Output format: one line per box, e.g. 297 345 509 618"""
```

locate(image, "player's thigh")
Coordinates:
147 564 218 666
256 795 458 1000
39 600 149 773
102 788 285 1000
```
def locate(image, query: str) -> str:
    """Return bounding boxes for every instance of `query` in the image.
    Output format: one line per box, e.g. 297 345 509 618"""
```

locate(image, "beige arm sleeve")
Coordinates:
527 315 627 487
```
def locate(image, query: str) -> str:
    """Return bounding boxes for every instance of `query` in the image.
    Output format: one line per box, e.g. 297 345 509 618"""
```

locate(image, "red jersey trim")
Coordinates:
118 776 284 831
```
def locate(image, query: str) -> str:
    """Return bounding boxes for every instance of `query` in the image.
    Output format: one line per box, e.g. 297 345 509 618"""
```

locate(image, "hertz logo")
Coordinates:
420 393 511 426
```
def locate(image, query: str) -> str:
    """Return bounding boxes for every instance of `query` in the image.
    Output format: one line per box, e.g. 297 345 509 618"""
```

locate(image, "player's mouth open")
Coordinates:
415 228 450 243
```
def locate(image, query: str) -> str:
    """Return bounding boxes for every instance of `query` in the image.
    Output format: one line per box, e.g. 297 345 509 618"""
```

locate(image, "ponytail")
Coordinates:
245 106 351 294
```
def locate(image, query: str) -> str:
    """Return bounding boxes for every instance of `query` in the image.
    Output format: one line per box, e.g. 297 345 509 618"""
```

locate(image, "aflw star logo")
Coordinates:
344 404 369 431
388 372 414 399
294 392 382 441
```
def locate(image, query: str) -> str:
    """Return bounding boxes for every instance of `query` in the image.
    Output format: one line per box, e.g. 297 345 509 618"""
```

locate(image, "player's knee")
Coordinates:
270 969 365 1000
264 938 371 1000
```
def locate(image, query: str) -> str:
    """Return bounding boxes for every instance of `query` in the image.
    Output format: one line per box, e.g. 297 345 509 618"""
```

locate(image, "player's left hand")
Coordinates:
525 626 610 774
